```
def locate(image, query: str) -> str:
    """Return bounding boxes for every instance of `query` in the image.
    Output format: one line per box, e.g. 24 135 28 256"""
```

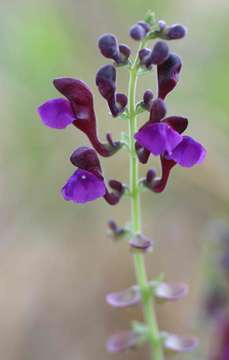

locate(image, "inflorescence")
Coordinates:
37 11 206 360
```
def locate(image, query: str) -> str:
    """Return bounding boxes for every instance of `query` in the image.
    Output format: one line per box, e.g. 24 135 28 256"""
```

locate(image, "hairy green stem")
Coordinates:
128 44 164 360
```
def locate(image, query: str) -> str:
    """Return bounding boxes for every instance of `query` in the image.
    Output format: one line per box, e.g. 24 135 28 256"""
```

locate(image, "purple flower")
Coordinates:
168 136 207 168
61 146 106 204
38 98 75 129
135 122 206 167
157 53 182 99
61 169 106 204
37 77 121 157
135 122 182 156
61 146 124 205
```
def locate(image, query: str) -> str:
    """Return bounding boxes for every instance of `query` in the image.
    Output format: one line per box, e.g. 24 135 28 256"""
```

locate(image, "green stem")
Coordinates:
128 44 164 360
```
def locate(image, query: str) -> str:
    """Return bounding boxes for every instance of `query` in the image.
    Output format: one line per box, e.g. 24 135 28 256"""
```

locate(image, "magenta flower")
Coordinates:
61 169 106 204
135 122 182 156
38 78 121 157
61 146 124 205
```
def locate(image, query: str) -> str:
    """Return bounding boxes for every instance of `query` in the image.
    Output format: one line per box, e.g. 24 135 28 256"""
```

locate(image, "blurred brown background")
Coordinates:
0 0 229 359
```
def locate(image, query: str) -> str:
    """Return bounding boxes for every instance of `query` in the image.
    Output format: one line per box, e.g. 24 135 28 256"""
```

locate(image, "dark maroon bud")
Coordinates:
96 64 116 99
104 180 125 206
108 220 127 239
157 53 182 99
150 41 169 65
135 142 151 164
53 77 121 157
152 157 176 193
143 89 154 109
165 24 187 40
70 146 102 174
119 44 131 64
129 24 146 41
137 21 151 33
98 33 120 62
116 93 128 111
149 98 167 122
139 48 151 63
146 168 157 184
109 179 125 195
163 116 188 134
129 234 153 252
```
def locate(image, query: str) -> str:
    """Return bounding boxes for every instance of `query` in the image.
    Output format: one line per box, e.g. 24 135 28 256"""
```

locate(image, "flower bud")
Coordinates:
137 21 151 33
129 234 154 252
70 146 102 175
116 93 128 111
104 180 125 206
150 41 169 65
119 44 131 64
163 333 198 353
135 142 151 164
149 98 167 122
129 24 146 41
165 24 187 40
96 64 116 99
98 33 120 62
108 220 126 239
157 53 182 99
143 89 154 109
107 331 141 353
106 286 140 308
158 20 167 31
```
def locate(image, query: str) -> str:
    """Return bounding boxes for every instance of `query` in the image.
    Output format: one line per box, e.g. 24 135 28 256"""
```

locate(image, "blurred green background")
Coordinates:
0 0 229 359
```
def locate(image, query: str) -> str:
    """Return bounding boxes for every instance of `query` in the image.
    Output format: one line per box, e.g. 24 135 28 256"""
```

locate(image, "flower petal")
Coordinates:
106 286 141 308
106 331 141 353
37 98 75 129
135 122 182 156
164 333 198 353
129 234 154 252
152 282 188 302
61 169 106 204
170 136 207 167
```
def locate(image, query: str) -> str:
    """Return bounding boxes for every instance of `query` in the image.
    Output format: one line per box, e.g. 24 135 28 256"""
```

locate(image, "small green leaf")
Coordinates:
135 102 146 115
118 110 129 120
132 321 149 336
144 10 156 26
120 131 130 149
